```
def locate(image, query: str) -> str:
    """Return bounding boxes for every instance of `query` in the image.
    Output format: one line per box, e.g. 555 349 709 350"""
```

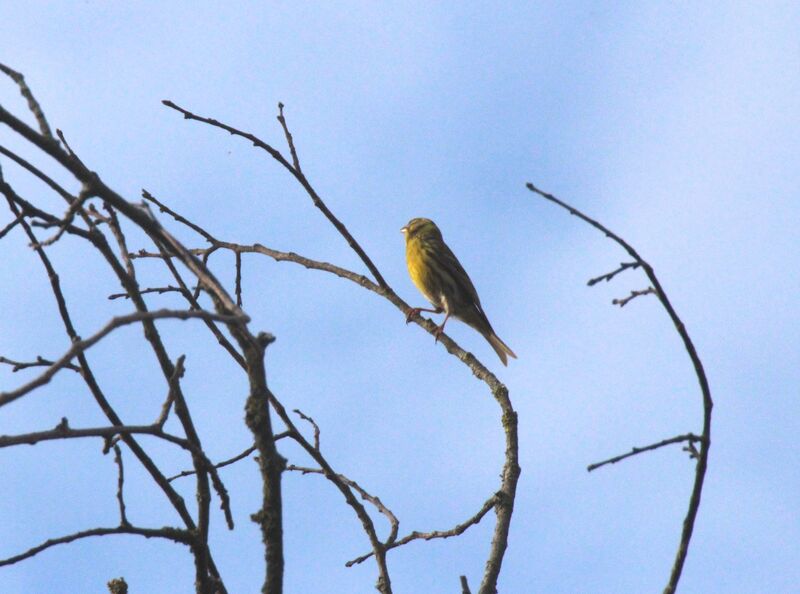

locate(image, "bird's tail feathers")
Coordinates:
486 332 517 367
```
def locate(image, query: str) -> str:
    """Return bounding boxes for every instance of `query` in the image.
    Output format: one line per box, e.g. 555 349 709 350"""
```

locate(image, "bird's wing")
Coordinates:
438 242 482 307
437 241 498 335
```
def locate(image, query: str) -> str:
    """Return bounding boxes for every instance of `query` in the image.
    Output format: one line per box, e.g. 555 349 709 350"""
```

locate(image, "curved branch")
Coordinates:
587 433 704 472
0 62 53 138
0 122 242 592
0 421 189 449
0 526 191 567
287 464 399 546
347 494 498 567
0 186 227 593
161 100 389 289
267 395 392 594
526 182 713 594
0 309 246 408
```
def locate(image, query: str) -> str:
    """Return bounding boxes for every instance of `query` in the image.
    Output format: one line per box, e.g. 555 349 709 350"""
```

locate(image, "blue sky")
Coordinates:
1 2 798 593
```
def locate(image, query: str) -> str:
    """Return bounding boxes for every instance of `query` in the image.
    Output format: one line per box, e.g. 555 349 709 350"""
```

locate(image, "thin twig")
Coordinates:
111 444 130 526
4 90 519 593
0 212 24 240
0 309 246 408
0 145 77 204
161 100 389 289
235 251 243 308
145 229 247 368
109 286 183 300
129 247 213 259
587 261 639 286
276 102 302 174
293 409 321 451
587 433 704 472
1 181 215 576
0 526 191 567
32 187 93 247
287 464 399 545
612 287 655 307
103 203 136 278
168 444 258 482
142 189 216 243
55 128 89 170
347 494 498 567
460 576 472 594
155 355 186 428
0 62 53 138
265 390 392 593
0 355 81 374
0 421 191 450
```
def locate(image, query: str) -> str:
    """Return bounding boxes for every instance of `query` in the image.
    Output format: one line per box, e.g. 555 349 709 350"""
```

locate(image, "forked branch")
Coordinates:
527 182 712 594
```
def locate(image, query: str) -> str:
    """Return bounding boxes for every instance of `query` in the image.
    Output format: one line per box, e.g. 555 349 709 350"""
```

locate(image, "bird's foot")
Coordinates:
405 307 423 324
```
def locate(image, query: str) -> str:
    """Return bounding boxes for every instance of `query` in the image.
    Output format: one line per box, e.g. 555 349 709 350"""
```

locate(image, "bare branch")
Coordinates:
347 494 498 567
3 86 522 593
287 464 399 546
0 156 231 592
1 180 219 583
235 251 243 308
32 186 93 247
139 206 247 368
0 355 80 374
108 285 183 300
0 309 246 408
155 355 186 428
276 102 302 174
0 526 192 567
460 576 472 594
142 189 217 243
587 261 639 286
612 287 655 307
55 128 89 170
161 100 389 289
0 420 190 450
587 433 704 472
168 444 258 482
0 62 53 138
102 203 136 278
0 212 24 240
129 247 212 260
527 182 713 594
293 409 321 452
111 444 130 526
263 390 392 593
0 145 76 203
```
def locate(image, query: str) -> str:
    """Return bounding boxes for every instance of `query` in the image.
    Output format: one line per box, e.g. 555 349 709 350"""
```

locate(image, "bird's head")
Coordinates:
401 218 442 241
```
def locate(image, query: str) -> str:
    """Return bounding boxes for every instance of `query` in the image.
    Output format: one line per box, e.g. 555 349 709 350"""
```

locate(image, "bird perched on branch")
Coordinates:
401 217 517 366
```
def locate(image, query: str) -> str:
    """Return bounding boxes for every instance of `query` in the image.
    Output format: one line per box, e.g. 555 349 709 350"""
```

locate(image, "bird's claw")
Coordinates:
405 308 421 324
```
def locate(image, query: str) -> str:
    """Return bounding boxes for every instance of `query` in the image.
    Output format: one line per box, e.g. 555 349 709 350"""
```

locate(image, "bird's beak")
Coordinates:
400 226 408 234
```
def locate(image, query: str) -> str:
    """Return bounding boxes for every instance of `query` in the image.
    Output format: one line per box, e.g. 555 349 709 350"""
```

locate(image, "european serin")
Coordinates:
401 217 517 365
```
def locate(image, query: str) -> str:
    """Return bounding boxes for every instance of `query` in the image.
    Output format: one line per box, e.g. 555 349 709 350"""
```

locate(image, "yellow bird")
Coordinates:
401 217 517 365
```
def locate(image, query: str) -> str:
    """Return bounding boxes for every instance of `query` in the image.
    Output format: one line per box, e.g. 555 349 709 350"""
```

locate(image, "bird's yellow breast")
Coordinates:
405 236 438 305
